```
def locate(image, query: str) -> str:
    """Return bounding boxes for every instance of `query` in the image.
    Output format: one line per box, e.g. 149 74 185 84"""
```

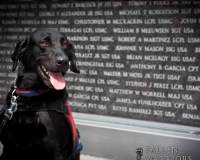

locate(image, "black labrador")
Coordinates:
0 28 82 160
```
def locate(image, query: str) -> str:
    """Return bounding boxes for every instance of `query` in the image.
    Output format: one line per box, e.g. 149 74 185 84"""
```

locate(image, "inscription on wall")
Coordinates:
0 1 200 126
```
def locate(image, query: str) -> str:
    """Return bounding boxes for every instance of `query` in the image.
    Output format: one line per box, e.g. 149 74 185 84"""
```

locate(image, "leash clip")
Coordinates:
0 89 19 135
8 89 18 118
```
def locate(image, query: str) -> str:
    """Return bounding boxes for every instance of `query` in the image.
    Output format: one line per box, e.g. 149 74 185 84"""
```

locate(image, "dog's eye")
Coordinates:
40 41 48 47
62 42 68 48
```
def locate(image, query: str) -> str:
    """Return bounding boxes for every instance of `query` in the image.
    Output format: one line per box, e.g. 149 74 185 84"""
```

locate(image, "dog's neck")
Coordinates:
11 65 67 102
8 78 67 109
12 75 67 97
13 76 50 92
12 78 52 99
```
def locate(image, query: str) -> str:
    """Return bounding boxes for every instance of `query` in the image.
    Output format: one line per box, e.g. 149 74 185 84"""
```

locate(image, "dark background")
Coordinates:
0 1 200 126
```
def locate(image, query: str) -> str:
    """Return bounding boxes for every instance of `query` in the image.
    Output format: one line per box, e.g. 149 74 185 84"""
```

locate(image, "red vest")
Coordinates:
65 102 83 155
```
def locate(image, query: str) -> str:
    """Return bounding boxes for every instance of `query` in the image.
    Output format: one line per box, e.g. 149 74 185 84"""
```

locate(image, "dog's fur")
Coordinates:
0 29 81 160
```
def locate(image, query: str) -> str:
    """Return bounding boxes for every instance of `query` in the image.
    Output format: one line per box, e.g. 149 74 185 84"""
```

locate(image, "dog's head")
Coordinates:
11 28 80 90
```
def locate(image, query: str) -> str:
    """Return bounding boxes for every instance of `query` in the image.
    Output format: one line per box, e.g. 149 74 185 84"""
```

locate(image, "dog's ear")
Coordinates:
68 42 80 73
11 38 29 72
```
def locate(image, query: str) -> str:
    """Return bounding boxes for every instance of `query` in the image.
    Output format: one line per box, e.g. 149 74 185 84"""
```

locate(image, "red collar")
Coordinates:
15 88 51 97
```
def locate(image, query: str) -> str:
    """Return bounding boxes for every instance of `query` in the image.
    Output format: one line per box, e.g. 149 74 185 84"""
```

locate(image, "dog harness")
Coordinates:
65 101 83 156
0 88 82 159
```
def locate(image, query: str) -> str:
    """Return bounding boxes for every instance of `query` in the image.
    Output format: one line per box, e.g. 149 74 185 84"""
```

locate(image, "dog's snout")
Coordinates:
56 56 68 66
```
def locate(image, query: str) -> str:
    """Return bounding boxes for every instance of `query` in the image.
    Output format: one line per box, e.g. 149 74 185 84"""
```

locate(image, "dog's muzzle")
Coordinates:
35 53 69 90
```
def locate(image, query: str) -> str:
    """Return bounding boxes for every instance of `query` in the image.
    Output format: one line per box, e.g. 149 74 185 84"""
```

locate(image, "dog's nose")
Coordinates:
56 56 68 66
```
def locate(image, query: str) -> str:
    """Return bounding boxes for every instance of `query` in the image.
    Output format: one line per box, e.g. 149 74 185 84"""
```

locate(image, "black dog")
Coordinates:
0 28 82 160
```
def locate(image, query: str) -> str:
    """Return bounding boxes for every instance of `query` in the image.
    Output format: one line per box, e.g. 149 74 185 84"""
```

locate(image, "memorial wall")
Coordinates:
0 1 200 126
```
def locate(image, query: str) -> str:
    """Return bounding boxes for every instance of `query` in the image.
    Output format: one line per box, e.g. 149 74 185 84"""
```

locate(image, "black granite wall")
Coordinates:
0 1 200 126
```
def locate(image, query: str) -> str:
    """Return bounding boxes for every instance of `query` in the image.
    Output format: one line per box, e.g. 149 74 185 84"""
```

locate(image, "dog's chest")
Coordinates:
3 111 70 149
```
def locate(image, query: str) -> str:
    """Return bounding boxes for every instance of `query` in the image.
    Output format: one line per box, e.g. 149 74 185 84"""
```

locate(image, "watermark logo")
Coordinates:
136 146 192 160
136 148 143 160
